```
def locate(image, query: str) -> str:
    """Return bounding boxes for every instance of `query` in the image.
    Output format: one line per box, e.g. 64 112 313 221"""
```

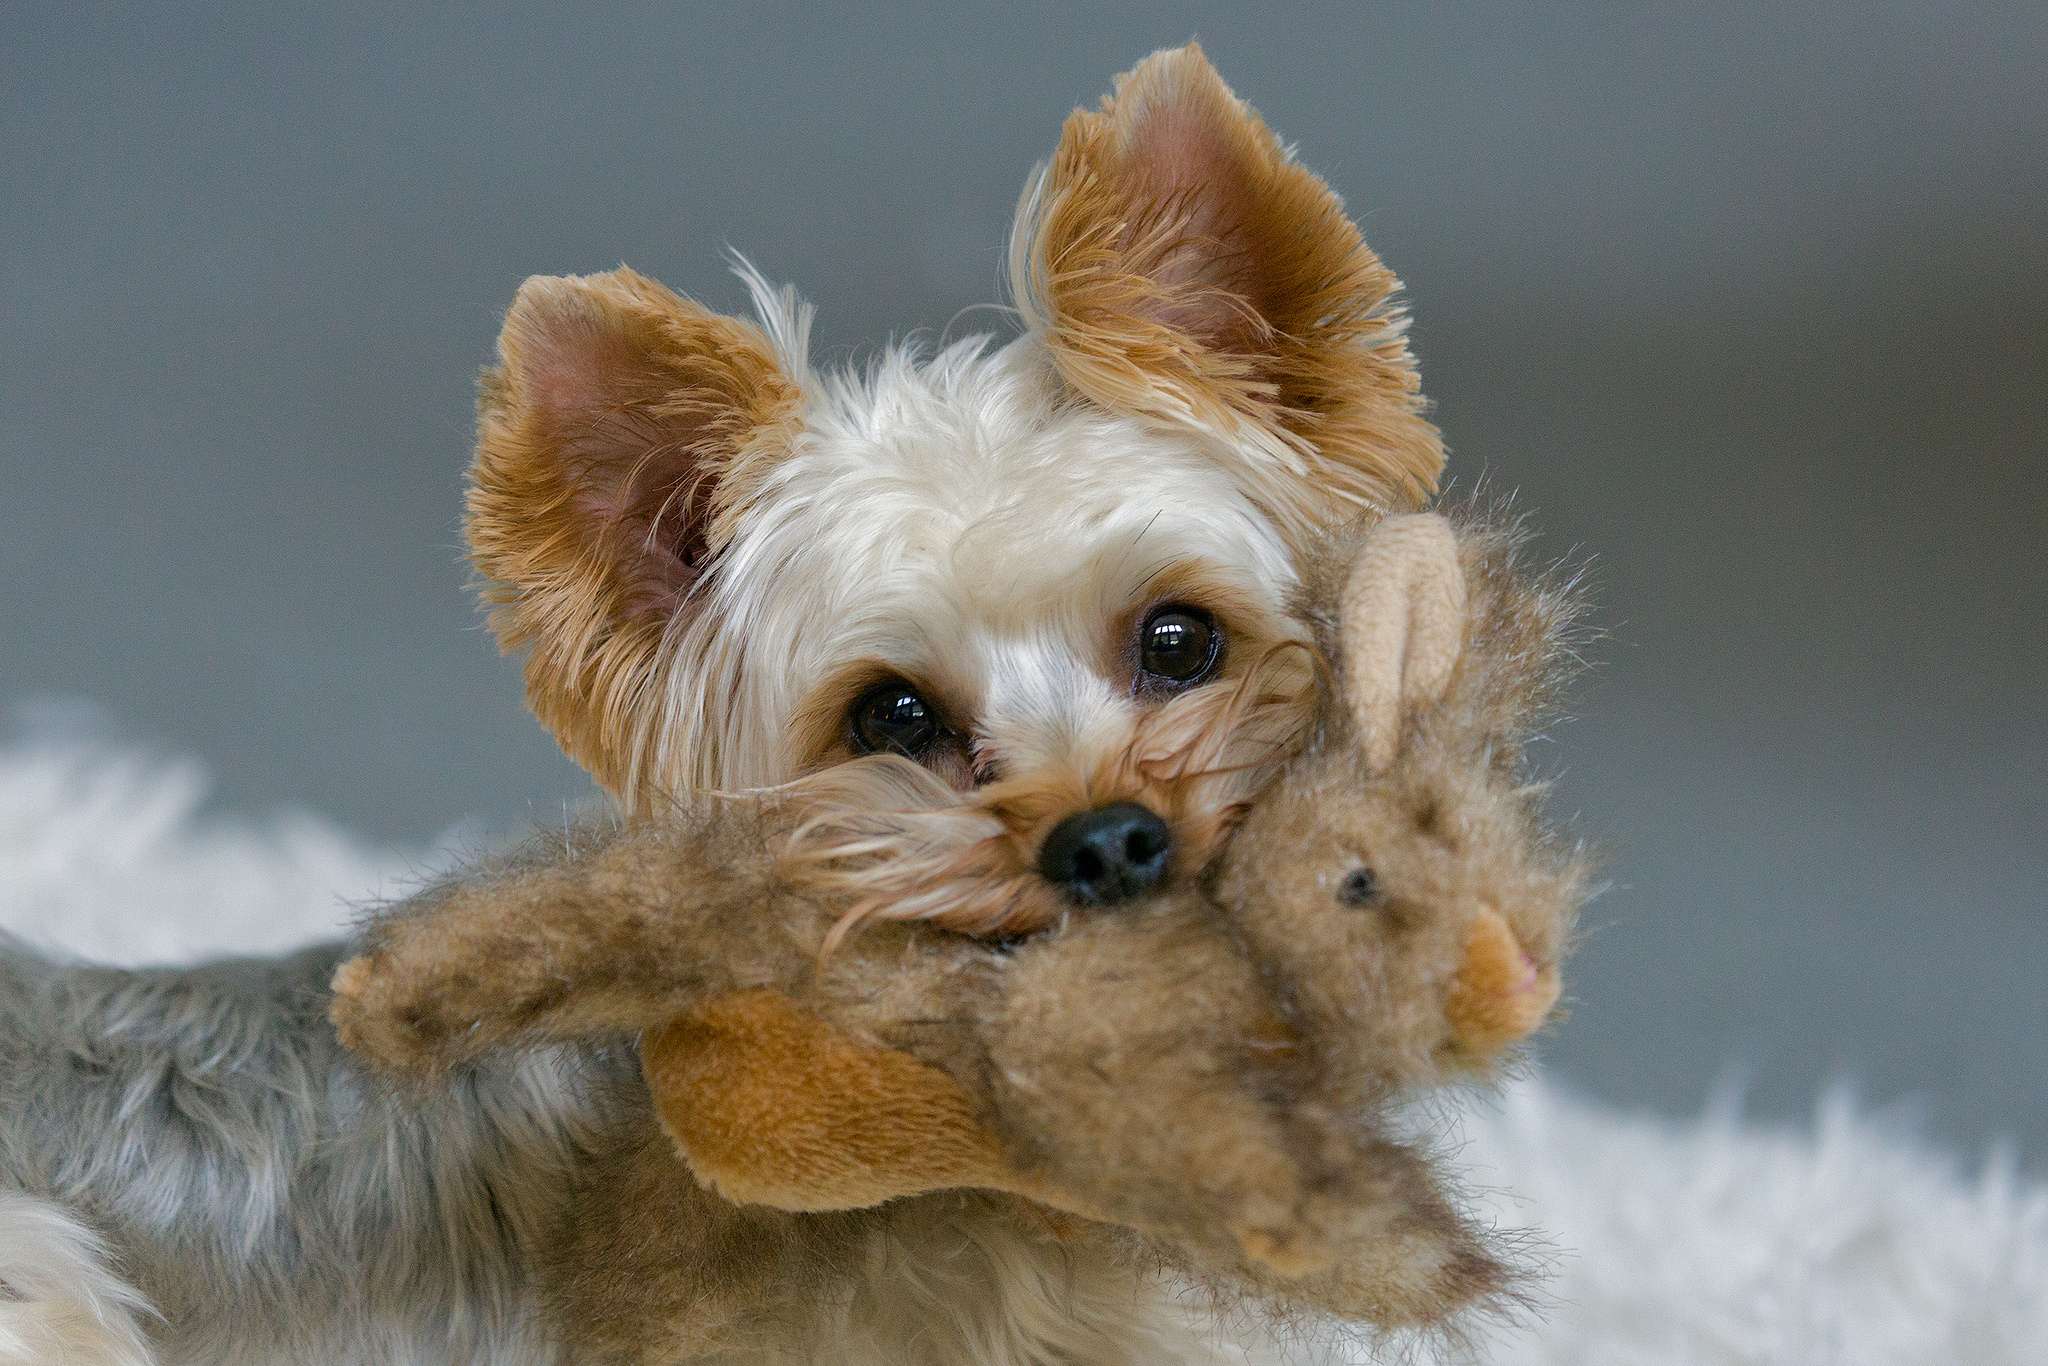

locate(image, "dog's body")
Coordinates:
0 45 1485 1365
0 938 1243 1366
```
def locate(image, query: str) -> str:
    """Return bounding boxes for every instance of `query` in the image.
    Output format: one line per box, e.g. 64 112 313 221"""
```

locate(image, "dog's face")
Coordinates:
466 46 1443 935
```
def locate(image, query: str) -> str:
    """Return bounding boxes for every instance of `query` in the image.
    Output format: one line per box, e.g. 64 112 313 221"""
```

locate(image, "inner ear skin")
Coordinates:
602 456 717 617
1018 45 1445 528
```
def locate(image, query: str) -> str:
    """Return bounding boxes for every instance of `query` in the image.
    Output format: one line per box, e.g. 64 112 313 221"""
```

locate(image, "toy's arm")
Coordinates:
331 808 811 1079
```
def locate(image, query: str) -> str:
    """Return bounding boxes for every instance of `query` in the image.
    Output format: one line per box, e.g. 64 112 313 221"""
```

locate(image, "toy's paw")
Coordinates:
1266 1233 1511 1329
1231 1225 1317 1278
644 989 1014 1212
329 947 462 1079
1444 906 1560 1059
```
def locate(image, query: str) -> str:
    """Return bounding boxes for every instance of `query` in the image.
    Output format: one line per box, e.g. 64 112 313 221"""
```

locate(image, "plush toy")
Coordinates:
331 508 1588 1338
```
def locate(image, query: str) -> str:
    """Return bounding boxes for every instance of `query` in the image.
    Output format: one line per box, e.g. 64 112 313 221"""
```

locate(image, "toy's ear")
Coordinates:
1011 43 1441 540
467 267 804 800
1338 513 1466 772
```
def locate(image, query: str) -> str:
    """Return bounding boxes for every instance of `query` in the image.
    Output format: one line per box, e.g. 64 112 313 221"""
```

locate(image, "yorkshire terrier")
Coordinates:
0 44 1449 1365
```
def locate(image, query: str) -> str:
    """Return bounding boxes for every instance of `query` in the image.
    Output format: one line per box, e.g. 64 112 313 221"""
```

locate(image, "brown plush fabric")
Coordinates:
331 504 1590 1340
1444 908 1561 1057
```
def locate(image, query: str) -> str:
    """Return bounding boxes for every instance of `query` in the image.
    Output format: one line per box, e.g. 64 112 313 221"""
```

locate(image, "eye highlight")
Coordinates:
849 681 943 758
1136 605 1222 689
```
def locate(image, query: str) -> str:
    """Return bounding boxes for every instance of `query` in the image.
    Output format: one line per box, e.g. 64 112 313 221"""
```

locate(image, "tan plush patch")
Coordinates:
1015 44 1444 539
645 989 1008 1212
466 267 804 801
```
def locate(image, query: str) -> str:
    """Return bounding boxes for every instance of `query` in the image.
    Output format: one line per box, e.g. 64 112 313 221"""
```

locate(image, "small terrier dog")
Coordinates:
0 44 1451 1366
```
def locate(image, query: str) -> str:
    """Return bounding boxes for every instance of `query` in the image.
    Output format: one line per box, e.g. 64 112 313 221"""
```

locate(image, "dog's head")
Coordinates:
466 46 1442 932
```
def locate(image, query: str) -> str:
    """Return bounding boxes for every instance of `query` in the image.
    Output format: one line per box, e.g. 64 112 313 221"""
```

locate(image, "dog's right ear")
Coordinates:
468 268 803 797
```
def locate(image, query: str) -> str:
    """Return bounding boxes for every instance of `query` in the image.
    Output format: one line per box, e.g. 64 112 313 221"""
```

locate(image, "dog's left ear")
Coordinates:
1012 44 1441 537
467 268 804 798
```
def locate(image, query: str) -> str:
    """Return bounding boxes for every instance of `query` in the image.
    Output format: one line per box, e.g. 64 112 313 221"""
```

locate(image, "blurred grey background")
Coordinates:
5 5 2043 1157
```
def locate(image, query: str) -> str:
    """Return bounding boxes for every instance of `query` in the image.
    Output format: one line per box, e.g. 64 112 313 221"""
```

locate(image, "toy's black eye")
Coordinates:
849 682 943 757
1337 867 1381 908
1137 605 1222 688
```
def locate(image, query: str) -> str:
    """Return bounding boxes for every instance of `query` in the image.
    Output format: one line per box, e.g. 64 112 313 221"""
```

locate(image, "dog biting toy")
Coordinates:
332 507 1589 1330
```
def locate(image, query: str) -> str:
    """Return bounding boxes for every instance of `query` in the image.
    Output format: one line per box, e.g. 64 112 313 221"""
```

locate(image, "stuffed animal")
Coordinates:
331 508 1588 1338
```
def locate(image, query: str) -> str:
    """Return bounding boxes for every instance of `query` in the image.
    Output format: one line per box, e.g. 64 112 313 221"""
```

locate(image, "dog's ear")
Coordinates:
1011 44 1441 538
468 268 803 796
1337 513 1466 772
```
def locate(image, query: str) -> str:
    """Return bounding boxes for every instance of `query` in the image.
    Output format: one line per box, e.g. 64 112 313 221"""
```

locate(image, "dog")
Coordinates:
0 44 1445 1365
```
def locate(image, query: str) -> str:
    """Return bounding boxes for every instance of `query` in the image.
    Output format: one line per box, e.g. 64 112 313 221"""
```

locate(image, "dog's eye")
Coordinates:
849 681 943 757
1137 605 1222 688
1337 866 1381 908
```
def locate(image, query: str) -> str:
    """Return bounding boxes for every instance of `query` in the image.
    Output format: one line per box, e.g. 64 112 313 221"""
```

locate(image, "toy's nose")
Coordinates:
1037 803 1172 906
1445 908 1559 1055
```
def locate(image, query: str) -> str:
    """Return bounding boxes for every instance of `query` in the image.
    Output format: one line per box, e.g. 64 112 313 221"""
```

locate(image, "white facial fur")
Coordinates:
636 271 1302 801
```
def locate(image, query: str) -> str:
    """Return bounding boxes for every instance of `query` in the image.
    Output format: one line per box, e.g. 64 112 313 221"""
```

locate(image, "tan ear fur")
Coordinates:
1338 512 1466 771
1013 44 1443 537
467 268 803 797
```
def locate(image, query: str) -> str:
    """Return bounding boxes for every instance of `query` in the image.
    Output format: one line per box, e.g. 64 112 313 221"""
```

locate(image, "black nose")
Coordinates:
1037 802 1173 906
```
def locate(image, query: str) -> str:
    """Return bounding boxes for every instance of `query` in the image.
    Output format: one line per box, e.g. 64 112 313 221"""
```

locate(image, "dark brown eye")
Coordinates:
1337 867 1381 908
1137 605 1221 688
849 682 942 757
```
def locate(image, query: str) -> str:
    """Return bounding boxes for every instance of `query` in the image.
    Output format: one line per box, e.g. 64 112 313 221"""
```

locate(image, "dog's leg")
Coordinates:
0 1194 157 1366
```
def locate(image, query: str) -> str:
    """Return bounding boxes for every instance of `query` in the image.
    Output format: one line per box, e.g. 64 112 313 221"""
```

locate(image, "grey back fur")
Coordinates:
0 935 629 1365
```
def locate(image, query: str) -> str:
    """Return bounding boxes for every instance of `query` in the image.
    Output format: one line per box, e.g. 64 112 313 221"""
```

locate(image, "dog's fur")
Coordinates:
0 941 1220 1364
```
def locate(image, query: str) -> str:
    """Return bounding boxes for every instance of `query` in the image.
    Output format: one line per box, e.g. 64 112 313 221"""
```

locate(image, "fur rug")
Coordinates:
2 713 2041 1364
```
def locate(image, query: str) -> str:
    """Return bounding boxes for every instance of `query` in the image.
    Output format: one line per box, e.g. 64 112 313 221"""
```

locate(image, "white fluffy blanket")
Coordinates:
3 722 2042 1365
